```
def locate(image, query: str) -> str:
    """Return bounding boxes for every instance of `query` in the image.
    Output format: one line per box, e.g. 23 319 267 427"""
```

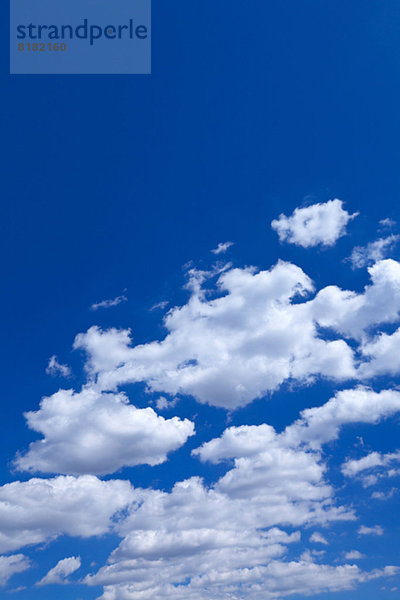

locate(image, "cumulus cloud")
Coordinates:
271 199 358 248
359 327 400 378
211 241 234 255
37 556 81 586
71 258 400 410
313 259 400 340
84 385 400 600
91 295 128 311
0 555 31 587
74 261 358 409
46 355 71 378
282 388 400 449
0 476 133 552
15 388 194 475
348 235 399 269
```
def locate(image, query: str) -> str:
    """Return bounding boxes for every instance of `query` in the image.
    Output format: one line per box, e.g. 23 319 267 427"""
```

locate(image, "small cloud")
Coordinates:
90 294 127 311
271 199 358 248
156 396 178 411
150 300 169 312
372 489 396 500
348 235 399 269
46 356 71 378
36 556 81 586
310 532 329 545
344 550 364 560
358 525 384 536
211 241 234 255
380 218 396 228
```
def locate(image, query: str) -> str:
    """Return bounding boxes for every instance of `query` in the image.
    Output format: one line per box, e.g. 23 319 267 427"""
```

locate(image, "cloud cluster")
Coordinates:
81 387 400 599
71 259 400 412
271 199 357 247
4 201 400 599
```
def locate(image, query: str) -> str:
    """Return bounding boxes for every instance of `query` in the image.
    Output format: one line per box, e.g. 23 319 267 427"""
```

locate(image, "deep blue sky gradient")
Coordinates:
2 1 400 598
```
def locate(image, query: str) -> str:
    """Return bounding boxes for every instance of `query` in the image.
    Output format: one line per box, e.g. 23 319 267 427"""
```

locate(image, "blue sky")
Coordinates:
3 0 400 598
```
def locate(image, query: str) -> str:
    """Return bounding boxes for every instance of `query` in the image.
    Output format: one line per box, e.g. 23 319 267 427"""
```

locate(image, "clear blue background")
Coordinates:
2 0 400 597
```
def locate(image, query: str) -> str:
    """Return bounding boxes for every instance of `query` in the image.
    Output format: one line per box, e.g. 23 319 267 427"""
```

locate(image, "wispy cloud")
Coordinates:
46 356 71 378
211 241 234 255
90 294 127 311
348 235 399 269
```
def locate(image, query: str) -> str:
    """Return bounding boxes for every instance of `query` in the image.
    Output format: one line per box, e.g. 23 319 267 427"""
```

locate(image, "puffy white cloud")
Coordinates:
70 258 400 411
0 555 31 587
348 235 399 269
358 525 384 536
37 556 81 586
359 327 400 378
271 199 358 248
46 355 71 378
283 388 400 449
15 388 194 475
313 259 400 340
74 261 356 409
211 241 234 255
91 294 128 311
0 475 133 552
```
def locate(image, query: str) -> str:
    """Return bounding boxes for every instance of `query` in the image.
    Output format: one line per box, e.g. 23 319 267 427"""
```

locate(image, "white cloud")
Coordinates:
211 241 234 255
0 555 31 587
74 261 357 409
15 388 194 475
271 199 358 248
91 295 128 311
71 258 400 411
0 475 134 552
358 525 384 536
348 235 399 269
46 355 71 378
87 386 400 600
150 301 169 311
313 259 400 340
90 559 397 600
380 218 396 228
342 450 400 488
344 550 364 560
310 532 329 545
282 388 400 449
37 556 81 586
359 327 400 378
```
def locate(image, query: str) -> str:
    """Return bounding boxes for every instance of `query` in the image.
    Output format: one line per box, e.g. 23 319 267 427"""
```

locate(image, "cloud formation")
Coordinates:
271 199 358 247
0 475 134 552
46 355 71 378
37 556 81 586
15 388 194 475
